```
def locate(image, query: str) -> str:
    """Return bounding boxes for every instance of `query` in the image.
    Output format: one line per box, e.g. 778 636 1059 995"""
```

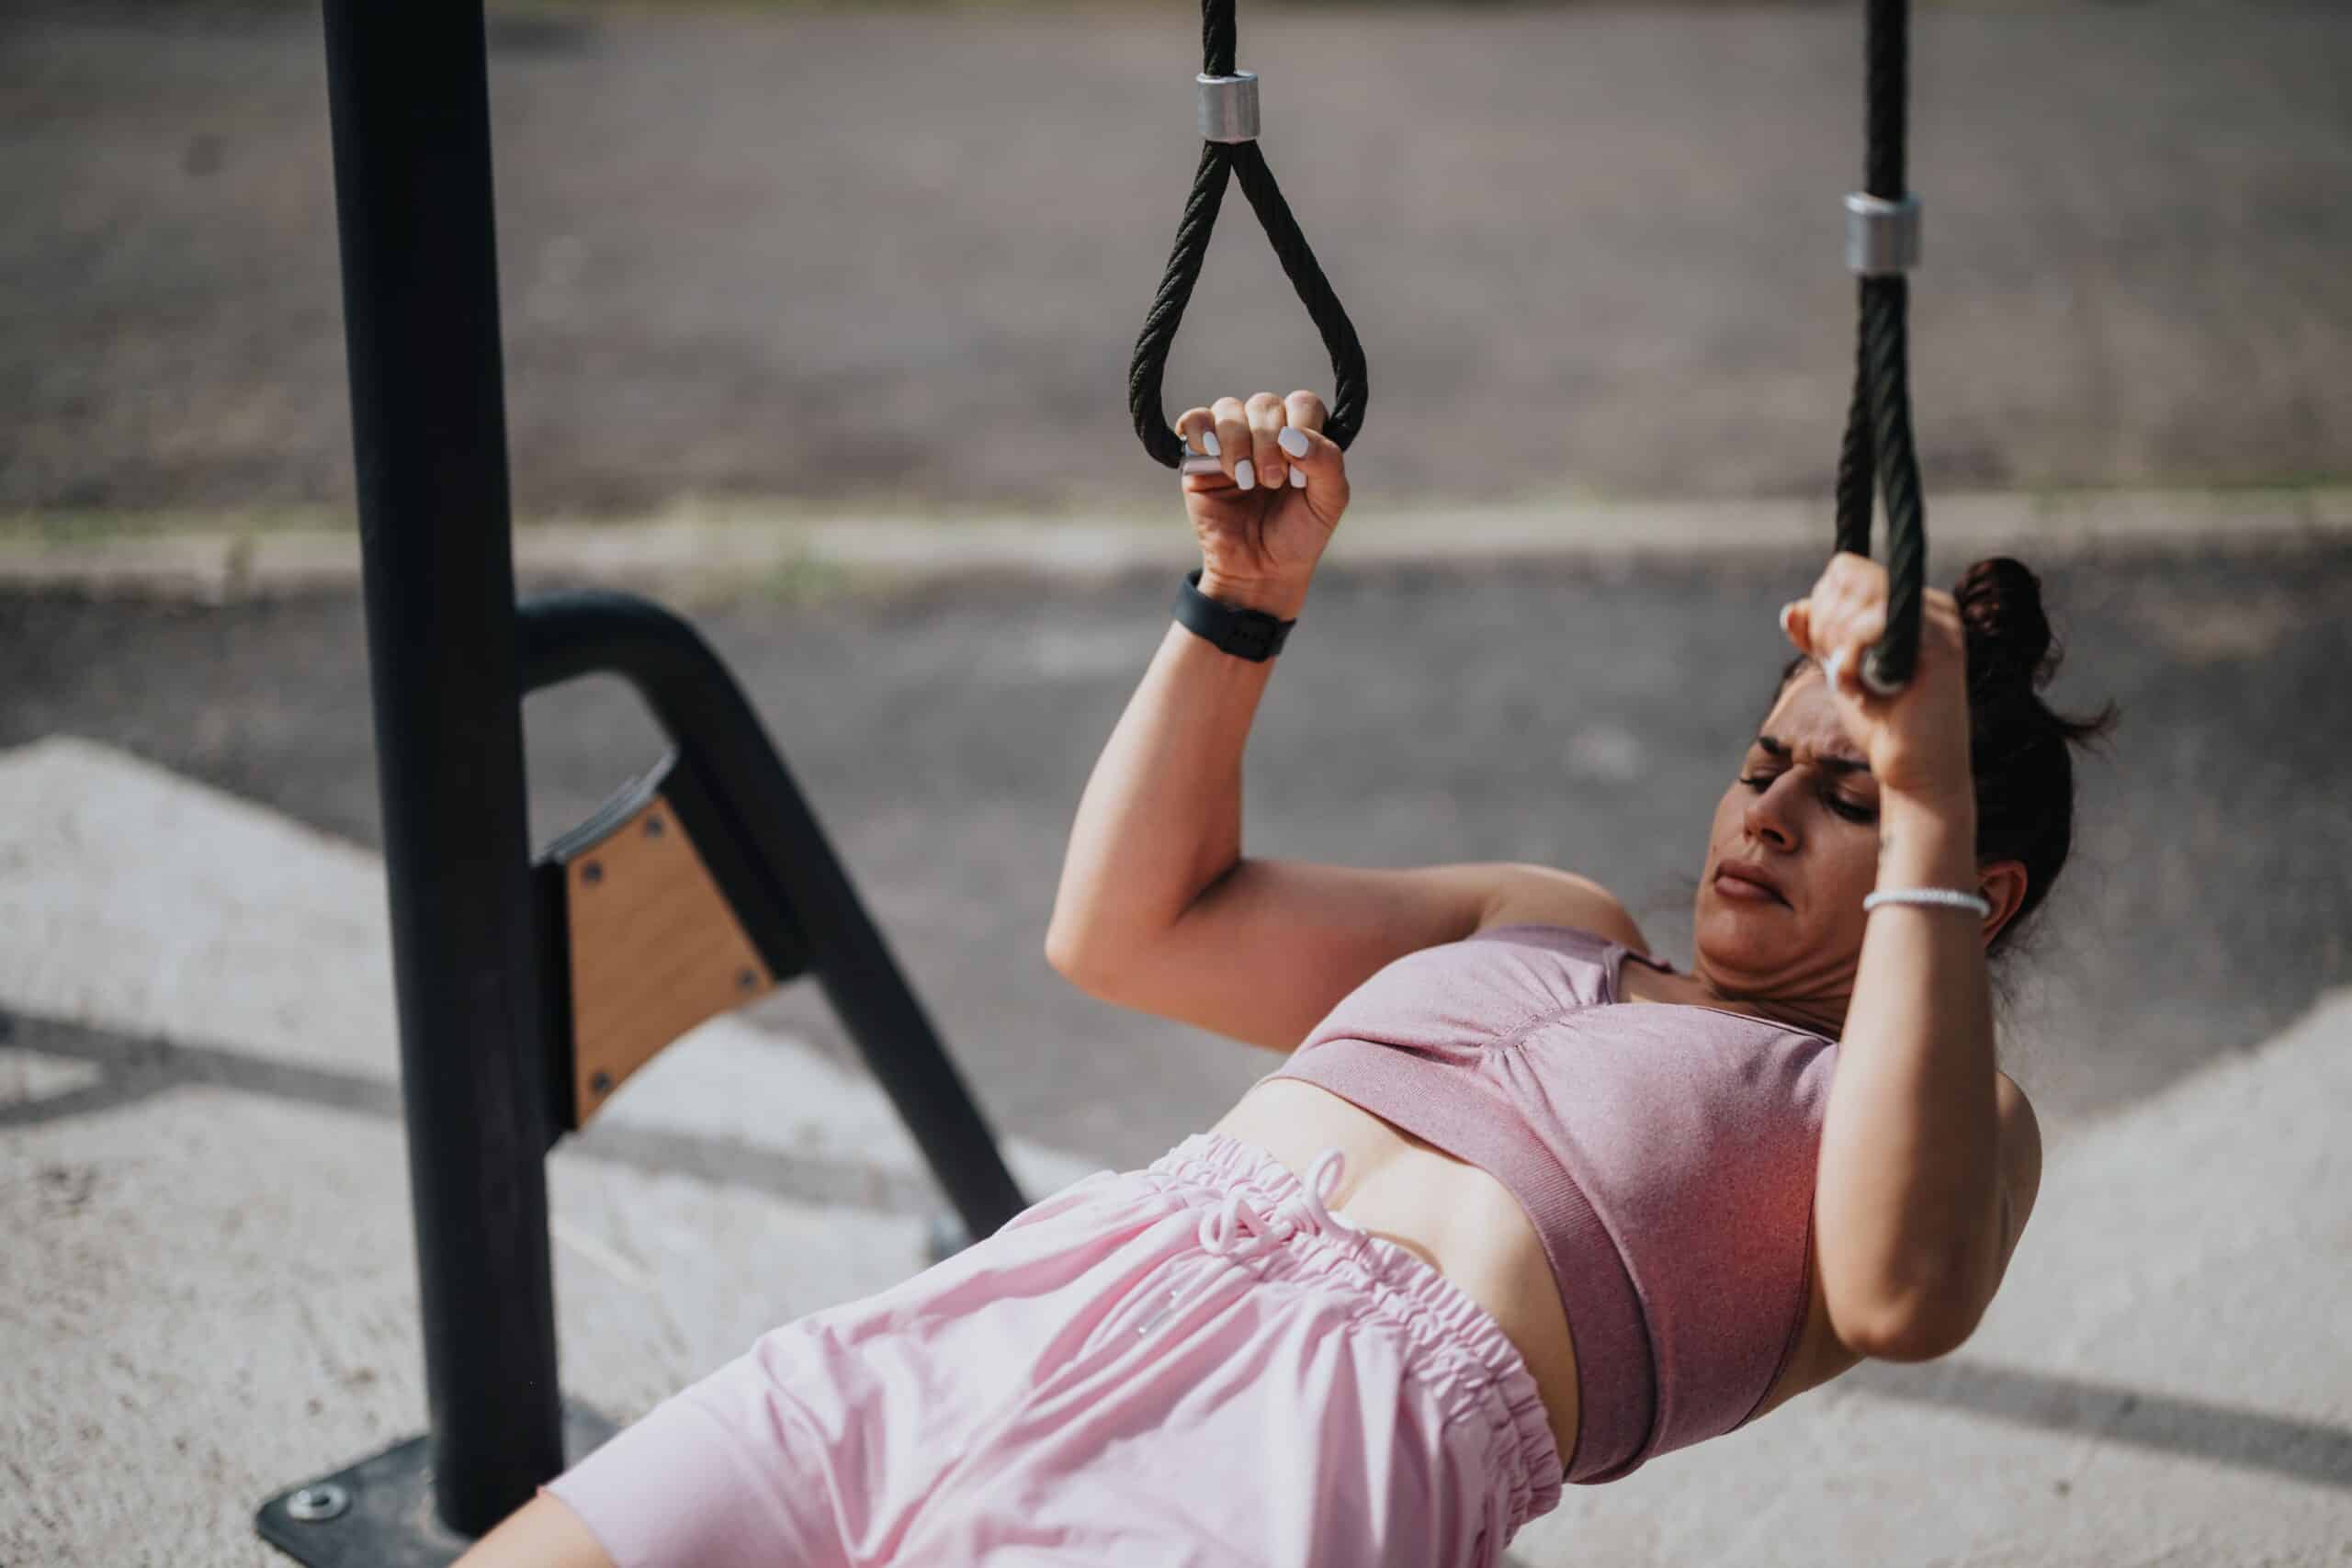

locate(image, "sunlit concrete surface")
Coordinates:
0 736 1103 1564
1512 982 2352 1565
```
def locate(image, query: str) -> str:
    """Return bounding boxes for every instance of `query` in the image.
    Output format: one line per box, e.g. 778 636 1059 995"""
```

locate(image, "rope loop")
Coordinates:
1128 0 1368 468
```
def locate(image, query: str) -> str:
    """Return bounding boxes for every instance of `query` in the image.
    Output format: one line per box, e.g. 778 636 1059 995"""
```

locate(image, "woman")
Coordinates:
461 389 2116 1567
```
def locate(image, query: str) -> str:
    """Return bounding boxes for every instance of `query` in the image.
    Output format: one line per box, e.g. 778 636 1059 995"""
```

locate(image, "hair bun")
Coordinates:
1956 556 2057 692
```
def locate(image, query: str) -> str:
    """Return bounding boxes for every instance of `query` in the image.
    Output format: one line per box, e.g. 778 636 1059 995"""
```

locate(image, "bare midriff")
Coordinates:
1204 1075 1587 1469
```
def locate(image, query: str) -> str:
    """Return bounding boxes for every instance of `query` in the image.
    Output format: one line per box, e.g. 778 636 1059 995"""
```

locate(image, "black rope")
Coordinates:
1128 0 1368 467
1832 0 1927 694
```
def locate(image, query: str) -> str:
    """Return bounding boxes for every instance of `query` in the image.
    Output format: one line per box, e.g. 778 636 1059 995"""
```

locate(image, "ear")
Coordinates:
1978 860 2030 947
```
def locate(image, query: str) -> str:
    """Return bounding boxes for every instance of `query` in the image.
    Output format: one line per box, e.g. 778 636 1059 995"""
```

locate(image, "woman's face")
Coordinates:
1690 668 1885 1004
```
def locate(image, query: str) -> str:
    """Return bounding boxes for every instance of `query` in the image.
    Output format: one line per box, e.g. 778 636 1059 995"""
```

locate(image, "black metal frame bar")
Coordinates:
519 591 1028 1240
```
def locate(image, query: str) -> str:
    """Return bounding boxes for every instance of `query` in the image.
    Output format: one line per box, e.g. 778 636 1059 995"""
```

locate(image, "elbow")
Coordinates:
1044 923 1094 987
1044 922 1123 999
1845 1282 1984 1363
1857 1312 1975 1364
1826 1189 2011 1363
1826 1243 1990 1362
1048 895 1184 999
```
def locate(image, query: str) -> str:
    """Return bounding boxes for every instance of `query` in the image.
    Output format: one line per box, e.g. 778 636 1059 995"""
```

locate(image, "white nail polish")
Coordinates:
1203 432 1220 457
1235 458 1256 491
1277 426 1309 458
1289 467 1307 488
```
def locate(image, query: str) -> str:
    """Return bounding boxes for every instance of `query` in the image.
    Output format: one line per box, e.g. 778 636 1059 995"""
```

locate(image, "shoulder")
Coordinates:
1475 863 1654 957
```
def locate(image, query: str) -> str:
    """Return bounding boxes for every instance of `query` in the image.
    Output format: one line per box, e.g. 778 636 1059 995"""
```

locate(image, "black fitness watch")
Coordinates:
1173 569 1297 663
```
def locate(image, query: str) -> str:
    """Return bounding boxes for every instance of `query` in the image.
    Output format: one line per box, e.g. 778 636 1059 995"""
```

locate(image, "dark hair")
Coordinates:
1771 556 2120 985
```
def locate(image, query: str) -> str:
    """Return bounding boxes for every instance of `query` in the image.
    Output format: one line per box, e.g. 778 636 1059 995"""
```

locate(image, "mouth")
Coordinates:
1713 864 1789 907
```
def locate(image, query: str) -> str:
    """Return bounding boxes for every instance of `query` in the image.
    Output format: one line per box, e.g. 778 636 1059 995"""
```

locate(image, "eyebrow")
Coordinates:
1754 734 1872 775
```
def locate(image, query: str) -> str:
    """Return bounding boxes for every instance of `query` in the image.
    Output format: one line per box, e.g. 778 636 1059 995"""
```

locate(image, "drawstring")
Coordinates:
1197 1145 1360 1259
1139 1147 1360 1337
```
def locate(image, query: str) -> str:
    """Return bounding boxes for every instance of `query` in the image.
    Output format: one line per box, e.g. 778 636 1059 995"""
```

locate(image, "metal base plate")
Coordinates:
255 1398 620 1567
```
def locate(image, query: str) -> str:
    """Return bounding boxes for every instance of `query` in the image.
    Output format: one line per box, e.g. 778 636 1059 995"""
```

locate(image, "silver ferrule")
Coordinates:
1845 192 1922 276
1197 72 1261 143
1859 645 1907 697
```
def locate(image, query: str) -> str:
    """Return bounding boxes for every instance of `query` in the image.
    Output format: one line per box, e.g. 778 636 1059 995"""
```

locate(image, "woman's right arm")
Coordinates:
1043 389 1635 1051
1042 594 1522 1050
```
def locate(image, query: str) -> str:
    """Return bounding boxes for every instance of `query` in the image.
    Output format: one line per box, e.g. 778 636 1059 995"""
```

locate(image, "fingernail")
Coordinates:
1277 426 1309 458
1203 432 1221 457
1235 458 1256 491
1779 603 1796 636
1289 467 1307 488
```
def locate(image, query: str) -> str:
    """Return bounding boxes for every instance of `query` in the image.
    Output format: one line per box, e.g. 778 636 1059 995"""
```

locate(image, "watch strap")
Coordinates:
1173 569 1296 662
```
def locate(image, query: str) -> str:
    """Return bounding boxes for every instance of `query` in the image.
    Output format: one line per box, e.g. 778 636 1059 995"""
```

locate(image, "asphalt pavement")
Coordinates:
5 2 2348 520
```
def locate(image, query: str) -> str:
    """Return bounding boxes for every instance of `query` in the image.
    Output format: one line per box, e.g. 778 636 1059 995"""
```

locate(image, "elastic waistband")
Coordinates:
1142 1132 1564 1533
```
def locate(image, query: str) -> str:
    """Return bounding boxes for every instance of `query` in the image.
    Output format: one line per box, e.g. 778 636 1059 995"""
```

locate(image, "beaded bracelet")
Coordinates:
1863 887 1991 918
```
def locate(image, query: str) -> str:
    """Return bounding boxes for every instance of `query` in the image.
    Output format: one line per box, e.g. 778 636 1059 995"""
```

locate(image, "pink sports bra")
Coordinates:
1255 922 1839 1483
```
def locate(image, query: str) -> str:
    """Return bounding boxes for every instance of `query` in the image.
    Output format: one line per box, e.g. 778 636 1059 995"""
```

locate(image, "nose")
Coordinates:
1741 773 1802 850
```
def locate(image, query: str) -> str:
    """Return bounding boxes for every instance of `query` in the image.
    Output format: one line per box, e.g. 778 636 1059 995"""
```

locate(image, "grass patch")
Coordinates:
0 508 348 545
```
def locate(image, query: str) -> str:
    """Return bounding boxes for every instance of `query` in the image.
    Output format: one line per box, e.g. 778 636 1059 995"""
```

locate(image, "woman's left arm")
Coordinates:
1785 553 2033 1361
1815 785 2009 1360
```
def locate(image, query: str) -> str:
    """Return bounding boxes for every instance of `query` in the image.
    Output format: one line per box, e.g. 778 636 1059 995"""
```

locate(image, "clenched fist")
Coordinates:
1781 551 1974 802
1174 389 1350 619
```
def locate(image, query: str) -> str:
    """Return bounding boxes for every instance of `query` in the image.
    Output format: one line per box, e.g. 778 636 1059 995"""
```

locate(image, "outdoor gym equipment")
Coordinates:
254 6 1027 1562
1127 0 1928 691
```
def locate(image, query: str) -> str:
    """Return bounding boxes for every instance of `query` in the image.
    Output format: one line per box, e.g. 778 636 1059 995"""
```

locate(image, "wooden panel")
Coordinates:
565 791 776 1124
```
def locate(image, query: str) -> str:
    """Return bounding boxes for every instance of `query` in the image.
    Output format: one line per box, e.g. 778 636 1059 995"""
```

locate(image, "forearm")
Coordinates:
1046 581 1299 969
1814 790 2005 1343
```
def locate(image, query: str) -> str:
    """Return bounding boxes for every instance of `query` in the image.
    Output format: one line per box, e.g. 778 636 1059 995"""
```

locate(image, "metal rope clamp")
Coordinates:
1844 192 1922 276
1197 72 1261 143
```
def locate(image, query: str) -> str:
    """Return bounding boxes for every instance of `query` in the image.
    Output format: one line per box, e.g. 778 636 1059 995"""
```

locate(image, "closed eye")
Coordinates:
1736 773 1878 824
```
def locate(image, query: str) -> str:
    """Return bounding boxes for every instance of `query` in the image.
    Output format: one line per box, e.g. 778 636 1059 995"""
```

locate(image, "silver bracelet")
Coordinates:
1863 887 1991 918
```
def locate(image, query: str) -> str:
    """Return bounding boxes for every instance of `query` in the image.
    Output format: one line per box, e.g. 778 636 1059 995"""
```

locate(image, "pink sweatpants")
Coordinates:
544 1131 1564 1567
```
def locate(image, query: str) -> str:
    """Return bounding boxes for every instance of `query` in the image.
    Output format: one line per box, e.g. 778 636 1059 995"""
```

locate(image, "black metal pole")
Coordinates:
320 0 563 1535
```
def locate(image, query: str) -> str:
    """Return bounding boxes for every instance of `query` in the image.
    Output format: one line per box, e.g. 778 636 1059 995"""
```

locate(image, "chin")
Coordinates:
1693 907 1790 973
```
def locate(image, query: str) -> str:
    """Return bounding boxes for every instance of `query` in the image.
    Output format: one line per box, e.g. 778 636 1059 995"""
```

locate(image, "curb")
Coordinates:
3 487 2346 603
